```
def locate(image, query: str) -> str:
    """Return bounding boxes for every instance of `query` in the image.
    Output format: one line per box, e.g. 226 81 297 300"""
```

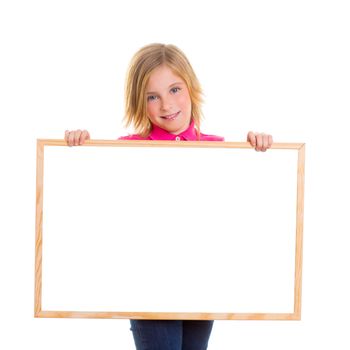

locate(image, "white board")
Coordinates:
37 142 302 318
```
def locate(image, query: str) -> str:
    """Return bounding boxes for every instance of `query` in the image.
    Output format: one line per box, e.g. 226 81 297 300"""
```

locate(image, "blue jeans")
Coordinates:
130 320 214 350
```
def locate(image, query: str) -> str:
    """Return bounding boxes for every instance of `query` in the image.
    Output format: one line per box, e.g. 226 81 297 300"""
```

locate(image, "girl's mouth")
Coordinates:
160 111 180 120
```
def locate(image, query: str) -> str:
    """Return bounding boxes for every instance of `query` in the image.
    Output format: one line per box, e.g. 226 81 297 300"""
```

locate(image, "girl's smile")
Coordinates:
160 111 180 120
146 65 192 135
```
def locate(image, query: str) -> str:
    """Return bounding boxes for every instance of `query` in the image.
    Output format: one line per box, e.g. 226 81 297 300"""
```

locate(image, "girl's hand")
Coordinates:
64 129 90 146
247 131 273 152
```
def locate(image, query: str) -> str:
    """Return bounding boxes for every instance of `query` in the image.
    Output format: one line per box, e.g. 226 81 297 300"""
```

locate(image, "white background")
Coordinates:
0 0 349 349
41 146 297 314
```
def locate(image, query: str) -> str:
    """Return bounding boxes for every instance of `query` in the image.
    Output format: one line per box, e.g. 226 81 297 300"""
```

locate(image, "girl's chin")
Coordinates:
167 123 191 135
154 117 191 134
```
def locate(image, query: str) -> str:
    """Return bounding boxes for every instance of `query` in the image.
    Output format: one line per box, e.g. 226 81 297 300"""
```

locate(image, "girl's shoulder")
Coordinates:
199 132 225 141
117 134 148 140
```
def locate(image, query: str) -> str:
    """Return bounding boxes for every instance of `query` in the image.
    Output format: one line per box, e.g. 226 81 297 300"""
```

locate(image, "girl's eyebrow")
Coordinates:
146 81 184 95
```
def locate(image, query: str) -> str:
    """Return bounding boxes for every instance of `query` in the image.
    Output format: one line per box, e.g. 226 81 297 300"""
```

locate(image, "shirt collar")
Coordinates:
149 119 198 140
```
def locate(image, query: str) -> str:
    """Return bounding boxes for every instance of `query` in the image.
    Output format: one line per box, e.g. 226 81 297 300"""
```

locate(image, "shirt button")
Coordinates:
175 136 181 141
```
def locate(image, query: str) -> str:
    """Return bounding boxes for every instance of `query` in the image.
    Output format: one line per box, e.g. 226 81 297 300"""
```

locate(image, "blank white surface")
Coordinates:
41 145 298 314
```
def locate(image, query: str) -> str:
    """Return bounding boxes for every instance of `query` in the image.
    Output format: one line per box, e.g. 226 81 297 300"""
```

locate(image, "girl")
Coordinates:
65 43 273 350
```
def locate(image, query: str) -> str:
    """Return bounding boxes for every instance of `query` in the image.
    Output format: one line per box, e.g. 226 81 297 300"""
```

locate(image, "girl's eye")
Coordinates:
171 87 181 93
147 95 158 102
147 88 180 102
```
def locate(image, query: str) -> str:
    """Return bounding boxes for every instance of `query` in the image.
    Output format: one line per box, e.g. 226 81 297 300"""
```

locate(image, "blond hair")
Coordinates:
123 43 204 139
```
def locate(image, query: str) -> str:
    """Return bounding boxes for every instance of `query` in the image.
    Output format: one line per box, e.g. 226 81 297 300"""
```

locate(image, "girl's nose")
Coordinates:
160 98 172 111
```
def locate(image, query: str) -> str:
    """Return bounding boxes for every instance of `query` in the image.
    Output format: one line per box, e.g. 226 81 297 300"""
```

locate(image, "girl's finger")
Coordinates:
74 129 82 145
247 131 256 146
268 134 273 148
80 130 90 145
261 133 269 152
65 130 73 146
68 131 75 146
255 133 263 151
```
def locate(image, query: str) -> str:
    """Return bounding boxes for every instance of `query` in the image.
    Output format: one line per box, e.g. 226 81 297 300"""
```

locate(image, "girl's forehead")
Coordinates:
146 65 185 89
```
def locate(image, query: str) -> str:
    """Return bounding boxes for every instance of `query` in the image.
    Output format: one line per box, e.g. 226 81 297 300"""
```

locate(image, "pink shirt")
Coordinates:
118 120 224 141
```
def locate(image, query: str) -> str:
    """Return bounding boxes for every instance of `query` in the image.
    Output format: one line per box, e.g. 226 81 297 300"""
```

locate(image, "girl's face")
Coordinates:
145 64 192 135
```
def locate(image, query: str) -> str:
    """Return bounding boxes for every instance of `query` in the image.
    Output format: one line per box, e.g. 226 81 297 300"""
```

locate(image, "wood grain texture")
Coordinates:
294 144 305 319
36 311 299 320
36 139 303 149
34 140 44 316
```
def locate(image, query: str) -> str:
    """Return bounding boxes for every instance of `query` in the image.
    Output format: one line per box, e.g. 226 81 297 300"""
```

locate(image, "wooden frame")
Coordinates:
35 140 305 320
